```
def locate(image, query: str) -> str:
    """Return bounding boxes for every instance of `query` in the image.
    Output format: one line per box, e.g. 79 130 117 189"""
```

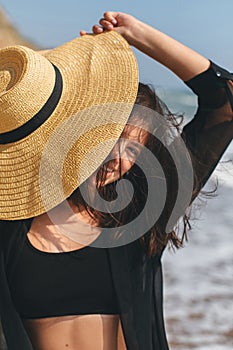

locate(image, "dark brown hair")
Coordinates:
70 83 197 256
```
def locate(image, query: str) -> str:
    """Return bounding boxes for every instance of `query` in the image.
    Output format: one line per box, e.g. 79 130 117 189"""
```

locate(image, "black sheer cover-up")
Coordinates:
0 62 233 350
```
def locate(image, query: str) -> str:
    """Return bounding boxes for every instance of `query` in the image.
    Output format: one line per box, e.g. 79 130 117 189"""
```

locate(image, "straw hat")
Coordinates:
0 31 138 220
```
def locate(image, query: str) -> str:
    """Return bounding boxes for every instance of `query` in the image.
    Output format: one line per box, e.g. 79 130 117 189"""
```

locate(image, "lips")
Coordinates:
105 168 115 177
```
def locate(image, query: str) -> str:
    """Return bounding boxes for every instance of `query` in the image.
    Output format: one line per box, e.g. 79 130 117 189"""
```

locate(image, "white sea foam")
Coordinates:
162 90 233 350
215 144 233 189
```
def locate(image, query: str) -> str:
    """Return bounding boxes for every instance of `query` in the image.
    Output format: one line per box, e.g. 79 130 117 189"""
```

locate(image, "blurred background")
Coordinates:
0 1 232 349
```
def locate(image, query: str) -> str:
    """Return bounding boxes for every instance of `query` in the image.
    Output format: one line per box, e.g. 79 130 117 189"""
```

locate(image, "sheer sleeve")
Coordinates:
182 61 233 193
0 220 34 350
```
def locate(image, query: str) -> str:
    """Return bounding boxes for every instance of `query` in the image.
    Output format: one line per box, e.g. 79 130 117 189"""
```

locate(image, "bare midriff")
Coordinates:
23 314 121 350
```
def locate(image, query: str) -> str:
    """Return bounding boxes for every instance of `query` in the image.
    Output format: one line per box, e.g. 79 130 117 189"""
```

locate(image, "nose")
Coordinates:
107 144 120 164
107 156 120 170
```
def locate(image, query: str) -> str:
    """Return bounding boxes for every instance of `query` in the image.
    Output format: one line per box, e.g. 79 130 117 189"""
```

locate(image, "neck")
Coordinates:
33 200 101 246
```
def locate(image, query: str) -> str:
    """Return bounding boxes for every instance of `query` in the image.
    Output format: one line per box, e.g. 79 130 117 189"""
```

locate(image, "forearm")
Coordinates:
127 18 210 81
92 12 210 82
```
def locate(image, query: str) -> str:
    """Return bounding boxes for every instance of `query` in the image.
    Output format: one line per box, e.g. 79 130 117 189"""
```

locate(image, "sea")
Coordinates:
158 89 233 350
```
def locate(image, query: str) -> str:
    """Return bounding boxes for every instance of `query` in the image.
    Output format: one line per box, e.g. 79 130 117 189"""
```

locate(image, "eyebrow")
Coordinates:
120 133 148 144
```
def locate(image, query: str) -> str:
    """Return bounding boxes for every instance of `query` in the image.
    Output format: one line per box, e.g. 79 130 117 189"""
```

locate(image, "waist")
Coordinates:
23 314 121 350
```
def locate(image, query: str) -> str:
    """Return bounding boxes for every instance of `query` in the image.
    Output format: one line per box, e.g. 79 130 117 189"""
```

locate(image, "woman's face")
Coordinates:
101 123 148 186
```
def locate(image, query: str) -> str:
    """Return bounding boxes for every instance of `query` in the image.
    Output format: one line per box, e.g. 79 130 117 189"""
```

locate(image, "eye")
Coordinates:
126 146 140 158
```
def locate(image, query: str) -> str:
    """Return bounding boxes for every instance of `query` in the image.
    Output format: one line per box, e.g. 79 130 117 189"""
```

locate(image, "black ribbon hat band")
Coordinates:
0 64 63 145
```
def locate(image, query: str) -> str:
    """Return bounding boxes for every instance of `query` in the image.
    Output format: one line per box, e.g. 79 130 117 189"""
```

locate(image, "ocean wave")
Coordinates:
214 144 233 189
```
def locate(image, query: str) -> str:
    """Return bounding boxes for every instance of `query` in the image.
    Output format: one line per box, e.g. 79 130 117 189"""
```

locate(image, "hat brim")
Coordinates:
0 31 138 219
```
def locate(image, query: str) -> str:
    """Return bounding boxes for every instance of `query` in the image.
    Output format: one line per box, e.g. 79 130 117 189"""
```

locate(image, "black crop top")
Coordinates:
7 230 119 319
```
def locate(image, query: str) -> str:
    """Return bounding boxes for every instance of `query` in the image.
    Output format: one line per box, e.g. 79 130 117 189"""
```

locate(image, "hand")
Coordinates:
80 12 138 46
80 11 209 81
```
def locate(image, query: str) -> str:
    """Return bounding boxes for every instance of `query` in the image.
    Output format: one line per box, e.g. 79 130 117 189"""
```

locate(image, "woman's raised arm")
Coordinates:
84 11 233 197
84 11 210 81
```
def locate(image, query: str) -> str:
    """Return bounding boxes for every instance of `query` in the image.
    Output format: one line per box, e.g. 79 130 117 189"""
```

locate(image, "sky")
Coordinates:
1 0 233 89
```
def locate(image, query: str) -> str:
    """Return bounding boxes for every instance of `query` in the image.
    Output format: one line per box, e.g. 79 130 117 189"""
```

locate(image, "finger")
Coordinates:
92 25 104 34
103 11 118 25
99 19 114 30
80 30 87 36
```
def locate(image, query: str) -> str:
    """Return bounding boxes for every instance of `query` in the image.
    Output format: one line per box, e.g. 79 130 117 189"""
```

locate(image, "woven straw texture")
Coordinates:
0 31 138 219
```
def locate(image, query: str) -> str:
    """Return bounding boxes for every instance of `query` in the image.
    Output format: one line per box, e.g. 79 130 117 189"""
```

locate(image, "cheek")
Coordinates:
121 159 134 175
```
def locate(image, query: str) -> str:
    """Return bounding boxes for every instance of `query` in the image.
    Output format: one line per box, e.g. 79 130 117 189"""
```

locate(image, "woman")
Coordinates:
0 11 233 350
